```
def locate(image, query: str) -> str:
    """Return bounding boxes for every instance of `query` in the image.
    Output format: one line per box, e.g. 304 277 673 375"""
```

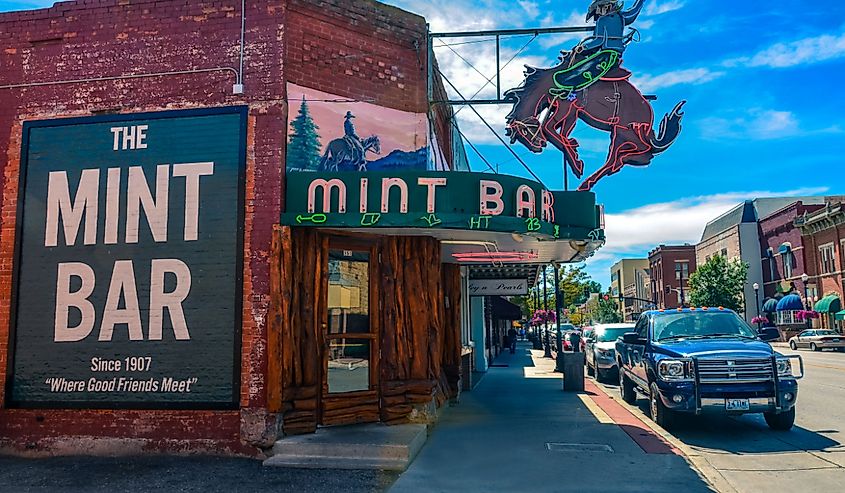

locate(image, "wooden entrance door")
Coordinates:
319 239 380 426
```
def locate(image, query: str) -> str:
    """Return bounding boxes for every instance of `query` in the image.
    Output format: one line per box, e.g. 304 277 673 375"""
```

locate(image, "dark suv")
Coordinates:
616 308 803 430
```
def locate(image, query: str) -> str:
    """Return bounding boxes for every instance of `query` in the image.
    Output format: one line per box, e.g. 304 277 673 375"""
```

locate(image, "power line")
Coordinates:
451 119 497 174
437 70 545 187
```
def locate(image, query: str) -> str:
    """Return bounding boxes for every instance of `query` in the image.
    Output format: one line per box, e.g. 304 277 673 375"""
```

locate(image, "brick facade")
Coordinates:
648 245 696 309
798 203 845 329
0 0 441 456
758 202 824 299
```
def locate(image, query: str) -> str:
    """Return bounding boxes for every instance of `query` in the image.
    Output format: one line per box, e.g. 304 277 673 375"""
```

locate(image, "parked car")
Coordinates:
585 323 635 382
616 308 803 431
549 324 576 350
580 327 594 352
788 330 845 352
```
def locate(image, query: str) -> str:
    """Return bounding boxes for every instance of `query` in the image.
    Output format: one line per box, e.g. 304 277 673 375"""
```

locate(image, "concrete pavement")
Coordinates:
390 343 712 492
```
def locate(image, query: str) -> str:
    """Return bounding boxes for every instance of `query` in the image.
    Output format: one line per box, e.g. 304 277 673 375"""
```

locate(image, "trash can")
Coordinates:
562 352 586 392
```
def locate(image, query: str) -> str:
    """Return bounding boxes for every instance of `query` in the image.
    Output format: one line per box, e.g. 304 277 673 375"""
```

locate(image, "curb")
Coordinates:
587 380 738 493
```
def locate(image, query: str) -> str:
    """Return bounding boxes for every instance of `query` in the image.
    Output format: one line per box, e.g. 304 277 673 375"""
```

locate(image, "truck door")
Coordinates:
630 315 650 386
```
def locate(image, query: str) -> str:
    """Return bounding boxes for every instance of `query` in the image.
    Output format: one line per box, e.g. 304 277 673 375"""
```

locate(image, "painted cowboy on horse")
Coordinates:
319 111 382 172
505 0 685 191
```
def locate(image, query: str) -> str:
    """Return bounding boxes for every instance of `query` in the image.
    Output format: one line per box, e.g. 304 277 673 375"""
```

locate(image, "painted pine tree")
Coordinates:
287 96 322 171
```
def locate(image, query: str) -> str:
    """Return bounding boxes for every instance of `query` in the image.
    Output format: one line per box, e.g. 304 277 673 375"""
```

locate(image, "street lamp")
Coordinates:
753 282 760 329
801 273 810 330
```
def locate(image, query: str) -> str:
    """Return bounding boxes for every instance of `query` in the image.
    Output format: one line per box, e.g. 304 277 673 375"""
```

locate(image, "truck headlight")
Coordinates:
776 358 793 378
657 360 691 381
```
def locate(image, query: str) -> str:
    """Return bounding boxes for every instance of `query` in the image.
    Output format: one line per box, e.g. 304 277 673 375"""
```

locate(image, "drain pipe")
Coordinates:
233 0 246 94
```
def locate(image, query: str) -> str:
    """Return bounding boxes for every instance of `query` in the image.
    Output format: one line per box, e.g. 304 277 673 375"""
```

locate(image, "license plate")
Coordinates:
725 398 750 411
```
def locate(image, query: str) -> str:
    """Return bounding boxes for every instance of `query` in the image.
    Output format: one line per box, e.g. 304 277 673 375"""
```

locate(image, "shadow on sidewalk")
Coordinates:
390 342 715 493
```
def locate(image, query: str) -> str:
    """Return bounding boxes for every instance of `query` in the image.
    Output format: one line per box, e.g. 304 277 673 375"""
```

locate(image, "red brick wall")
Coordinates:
286 0 428 114
758 202 824 297
649 246 696 308
0 0 286 456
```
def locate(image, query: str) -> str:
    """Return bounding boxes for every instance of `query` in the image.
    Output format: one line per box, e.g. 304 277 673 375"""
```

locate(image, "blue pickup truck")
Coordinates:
616 308 803 430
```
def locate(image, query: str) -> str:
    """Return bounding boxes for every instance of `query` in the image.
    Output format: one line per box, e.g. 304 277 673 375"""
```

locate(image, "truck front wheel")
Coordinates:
764 408 795 431
619 368 637 404
649 382 675 430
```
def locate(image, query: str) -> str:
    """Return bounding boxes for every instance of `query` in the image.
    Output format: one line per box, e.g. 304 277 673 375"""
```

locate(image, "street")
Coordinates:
592 347 845 493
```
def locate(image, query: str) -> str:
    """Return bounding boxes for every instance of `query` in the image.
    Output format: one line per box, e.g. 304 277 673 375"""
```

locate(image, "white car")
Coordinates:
788 329 845 352
585 323 635 382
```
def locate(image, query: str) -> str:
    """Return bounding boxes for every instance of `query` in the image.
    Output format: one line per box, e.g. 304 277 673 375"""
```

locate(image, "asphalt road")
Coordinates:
594 347 845 493
0 455 398 493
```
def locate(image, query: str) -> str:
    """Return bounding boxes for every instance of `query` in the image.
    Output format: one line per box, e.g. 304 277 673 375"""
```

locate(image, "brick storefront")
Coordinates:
0 0 438 457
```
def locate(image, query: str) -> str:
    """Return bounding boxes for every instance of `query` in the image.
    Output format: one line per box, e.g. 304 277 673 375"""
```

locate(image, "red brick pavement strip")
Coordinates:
583 379 682 455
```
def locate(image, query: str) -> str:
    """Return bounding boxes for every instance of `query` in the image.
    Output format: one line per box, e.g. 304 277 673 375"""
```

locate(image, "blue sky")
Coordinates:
3 0 844 287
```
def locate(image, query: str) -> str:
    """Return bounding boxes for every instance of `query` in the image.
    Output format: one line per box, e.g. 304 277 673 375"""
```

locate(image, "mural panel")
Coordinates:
10 107 246 408
286 84 428 172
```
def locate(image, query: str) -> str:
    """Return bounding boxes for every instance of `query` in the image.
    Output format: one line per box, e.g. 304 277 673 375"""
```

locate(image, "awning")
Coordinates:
815 295 842 314
491 296 522 321
762 298 779 313
778 242 792 254
776 293 804 311
836 310 845 321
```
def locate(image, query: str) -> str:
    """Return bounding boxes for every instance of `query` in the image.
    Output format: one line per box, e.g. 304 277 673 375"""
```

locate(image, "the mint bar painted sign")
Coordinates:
10 107 246 408
281 171 604 242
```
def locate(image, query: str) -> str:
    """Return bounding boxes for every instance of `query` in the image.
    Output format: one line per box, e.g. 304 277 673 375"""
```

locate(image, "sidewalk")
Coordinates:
389 343 715 493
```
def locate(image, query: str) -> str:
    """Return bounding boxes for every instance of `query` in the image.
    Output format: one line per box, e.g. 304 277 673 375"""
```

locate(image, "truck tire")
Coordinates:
619 368 637 404
649 382 675 430
764 407 795 431
586 359 595 377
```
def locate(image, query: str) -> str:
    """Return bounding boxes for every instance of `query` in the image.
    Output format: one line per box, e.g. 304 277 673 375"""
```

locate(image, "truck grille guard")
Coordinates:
685 354 803 415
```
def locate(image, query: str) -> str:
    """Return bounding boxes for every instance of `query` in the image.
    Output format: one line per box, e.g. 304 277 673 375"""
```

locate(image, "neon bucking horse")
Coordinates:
505 0 685 191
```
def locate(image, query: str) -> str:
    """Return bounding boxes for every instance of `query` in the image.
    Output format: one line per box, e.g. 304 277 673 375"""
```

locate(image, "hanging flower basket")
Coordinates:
795 310 820 321
751 316 769 325
531 309 556 325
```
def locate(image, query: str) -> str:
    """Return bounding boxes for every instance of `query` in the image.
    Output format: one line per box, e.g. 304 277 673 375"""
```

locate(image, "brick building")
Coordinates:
0 0 604 456
757 201 826 324
796 202 845 331
648 244 696 309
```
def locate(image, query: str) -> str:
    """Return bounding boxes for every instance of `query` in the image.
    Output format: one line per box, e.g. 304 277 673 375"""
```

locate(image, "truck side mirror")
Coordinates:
757 327 780 342
622 332 643 345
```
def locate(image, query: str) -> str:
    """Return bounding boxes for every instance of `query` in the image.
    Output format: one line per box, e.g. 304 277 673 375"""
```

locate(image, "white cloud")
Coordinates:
699 108 806 141
645 0 686 16
517 0 540 19
726 33 845 69
633 67 724 92
591 186 831 269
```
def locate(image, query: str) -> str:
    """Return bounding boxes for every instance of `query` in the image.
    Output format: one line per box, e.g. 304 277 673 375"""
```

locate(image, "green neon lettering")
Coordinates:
296 213 328 224
525 217 541 232
360 213 381 226
420 213 442 227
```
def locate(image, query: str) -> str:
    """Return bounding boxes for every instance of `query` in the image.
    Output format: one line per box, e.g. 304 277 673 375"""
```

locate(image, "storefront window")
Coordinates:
327 249 373 394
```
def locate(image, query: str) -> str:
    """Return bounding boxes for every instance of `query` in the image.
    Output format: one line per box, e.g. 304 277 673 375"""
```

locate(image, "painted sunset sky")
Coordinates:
286 83 427 156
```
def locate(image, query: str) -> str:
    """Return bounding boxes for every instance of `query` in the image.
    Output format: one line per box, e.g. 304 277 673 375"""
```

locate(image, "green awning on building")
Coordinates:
815 295 842 314
836 310 845 321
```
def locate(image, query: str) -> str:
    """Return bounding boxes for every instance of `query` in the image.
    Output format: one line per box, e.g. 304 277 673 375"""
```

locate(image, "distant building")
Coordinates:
758 201 825 299
696 197 839 322
649 245 697 309
624 267 652 320
610 259 650 322
796 202 845 332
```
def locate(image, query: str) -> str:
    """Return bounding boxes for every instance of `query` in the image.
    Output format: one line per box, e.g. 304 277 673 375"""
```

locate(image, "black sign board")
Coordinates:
9 107 247 408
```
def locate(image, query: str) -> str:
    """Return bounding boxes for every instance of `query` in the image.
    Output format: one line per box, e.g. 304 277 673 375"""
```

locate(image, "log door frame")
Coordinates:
318 236 381 426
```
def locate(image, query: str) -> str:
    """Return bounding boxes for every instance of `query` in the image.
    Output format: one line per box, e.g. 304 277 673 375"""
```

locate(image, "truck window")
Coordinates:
653 312 756 341
635 316 648 339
